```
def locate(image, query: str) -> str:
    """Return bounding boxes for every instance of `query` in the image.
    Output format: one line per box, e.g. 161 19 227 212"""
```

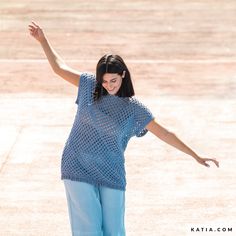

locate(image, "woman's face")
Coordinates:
102 73 123 95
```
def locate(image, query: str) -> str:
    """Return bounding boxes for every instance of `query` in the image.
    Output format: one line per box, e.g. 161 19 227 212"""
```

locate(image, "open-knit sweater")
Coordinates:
61 72 154 190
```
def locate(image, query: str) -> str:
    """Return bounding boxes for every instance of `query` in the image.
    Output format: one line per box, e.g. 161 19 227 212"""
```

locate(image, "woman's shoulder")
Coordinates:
79 72 96 89
128 96 145 107
80 72 96 81
128 96 153 113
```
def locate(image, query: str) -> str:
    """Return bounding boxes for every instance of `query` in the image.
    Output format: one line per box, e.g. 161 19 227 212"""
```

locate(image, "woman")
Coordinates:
28 22 219 236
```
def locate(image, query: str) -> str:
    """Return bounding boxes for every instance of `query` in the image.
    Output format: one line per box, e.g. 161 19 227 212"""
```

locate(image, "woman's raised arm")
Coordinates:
28 21 80 87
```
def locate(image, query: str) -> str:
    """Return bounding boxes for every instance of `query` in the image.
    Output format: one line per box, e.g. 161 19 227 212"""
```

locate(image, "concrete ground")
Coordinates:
0 0 235 235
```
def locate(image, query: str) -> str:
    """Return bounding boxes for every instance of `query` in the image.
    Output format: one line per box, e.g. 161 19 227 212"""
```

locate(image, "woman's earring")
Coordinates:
122 70 126 78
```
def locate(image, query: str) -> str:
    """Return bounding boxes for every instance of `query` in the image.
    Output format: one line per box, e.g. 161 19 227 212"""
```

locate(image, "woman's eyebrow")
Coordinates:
102 78 117 82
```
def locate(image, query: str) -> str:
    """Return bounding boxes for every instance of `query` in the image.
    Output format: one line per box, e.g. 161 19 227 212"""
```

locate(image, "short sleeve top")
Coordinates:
61 72 155 190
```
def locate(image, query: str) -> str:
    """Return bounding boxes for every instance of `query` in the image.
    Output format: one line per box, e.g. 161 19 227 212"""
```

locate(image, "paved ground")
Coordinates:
0 0 235 235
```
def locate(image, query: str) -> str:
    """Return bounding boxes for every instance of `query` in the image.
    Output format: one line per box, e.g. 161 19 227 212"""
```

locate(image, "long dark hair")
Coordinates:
93 54 135 101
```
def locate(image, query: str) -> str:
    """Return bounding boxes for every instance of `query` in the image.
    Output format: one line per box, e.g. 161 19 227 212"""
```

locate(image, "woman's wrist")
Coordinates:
39 35 47 44
191 153 201 161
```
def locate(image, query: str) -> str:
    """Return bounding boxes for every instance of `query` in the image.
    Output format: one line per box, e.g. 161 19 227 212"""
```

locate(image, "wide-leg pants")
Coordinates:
64 180 126 236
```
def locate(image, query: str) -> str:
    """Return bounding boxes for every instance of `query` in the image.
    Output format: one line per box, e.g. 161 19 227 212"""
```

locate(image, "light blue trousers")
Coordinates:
64 180 126 236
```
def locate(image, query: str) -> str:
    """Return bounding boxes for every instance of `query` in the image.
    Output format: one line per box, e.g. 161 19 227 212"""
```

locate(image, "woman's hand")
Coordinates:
28 21 45 43
195 156 219 168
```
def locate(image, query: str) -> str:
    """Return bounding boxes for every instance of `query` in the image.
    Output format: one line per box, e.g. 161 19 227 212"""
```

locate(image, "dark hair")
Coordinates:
93 54 135 101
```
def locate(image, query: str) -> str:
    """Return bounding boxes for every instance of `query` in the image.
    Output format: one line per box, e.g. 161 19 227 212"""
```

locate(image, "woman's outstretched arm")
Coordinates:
28 21 80 86
146 119 219 168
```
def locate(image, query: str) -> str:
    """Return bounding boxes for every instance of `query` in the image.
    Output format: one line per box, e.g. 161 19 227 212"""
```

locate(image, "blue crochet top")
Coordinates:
61 72 154 190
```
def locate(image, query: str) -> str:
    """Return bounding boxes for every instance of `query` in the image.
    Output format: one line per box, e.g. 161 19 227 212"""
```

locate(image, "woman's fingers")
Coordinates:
28 25 35 32
28 21 40 33
203 158 219 168
28 24 36 31
210 159 219 167
28 22 42 39
196 157 219 168
203 162 210 167
28 25 37 36
31 21 39 28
